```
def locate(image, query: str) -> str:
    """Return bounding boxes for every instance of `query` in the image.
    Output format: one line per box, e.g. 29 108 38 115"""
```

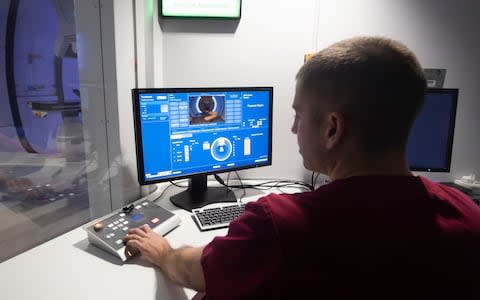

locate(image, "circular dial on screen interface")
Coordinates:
196 96 217 113
210 137 233 161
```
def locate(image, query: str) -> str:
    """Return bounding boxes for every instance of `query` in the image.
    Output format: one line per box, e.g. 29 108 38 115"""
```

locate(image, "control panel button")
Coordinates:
151 217 160 224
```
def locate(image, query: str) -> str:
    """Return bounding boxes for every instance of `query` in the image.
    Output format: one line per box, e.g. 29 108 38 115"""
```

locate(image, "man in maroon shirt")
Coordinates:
124 36 480 299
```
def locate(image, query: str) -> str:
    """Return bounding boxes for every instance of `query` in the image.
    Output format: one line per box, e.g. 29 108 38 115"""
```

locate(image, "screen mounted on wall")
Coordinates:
160 0 242 19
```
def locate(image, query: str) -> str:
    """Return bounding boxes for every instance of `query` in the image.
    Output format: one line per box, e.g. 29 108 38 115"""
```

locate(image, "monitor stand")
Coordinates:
170 174 236 211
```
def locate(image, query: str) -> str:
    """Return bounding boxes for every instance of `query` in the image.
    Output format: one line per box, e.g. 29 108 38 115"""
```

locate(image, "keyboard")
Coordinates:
192 202 246 231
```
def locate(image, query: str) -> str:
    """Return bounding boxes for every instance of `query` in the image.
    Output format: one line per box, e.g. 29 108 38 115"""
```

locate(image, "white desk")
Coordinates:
0 182 298 300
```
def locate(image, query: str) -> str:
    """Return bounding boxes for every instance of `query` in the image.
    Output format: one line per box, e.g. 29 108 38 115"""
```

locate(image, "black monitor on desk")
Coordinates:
132 87 273 211
407 88 458 172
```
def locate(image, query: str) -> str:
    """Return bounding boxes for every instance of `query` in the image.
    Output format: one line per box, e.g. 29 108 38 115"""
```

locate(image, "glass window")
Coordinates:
0 0 95 262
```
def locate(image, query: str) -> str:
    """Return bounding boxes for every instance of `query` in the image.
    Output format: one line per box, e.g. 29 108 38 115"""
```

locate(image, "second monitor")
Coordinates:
132 87 273 211
407 88 458 172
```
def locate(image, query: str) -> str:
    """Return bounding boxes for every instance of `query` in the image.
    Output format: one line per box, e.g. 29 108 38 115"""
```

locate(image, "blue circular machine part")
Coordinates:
5 0 80 153
5 0 37 153
210 137 233 161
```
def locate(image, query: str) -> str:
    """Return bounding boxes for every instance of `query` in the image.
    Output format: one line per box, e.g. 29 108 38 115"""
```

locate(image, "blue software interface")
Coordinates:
138 89 271 182
407 91 456 171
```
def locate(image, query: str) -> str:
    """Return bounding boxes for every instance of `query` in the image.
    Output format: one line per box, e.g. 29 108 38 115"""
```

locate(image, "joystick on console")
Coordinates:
122 204 134 214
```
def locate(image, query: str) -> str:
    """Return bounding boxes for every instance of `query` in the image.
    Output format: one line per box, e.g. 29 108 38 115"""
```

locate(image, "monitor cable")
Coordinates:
169 180 188 188
214 173 313 192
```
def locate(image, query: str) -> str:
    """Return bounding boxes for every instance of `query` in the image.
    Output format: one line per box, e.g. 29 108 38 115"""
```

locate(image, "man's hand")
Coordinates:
123 224 206 291
124 224 172 267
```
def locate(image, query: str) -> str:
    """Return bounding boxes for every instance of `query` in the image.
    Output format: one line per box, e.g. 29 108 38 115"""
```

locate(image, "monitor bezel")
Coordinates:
159 0 242 20
409 88 458 172
132 87 273 185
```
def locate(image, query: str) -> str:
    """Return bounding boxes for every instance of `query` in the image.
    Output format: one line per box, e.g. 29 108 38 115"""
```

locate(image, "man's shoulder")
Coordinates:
254 191 312 215
419 176 472 199
251 175 425 222
419 176 480 217
251 189 332 231
245 175 480 232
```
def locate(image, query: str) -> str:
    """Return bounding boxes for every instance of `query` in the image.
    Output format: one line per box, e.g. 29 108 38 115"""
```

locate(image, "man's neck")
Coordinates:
327 150 413 181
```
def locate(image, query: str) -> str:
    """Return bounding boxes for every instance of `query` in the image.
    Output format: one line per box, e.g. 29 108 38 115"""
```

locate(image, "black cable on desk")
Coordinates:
234 171 247 202
214 173 313 192
169 180 188 188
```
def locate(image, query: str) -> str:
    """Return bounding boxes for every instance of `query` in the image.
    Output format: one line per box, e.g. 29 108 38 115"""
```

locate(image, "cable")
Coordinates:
156 175 312 204
213 174 226 186
226 172 231 186
214 173 312 192
314 172 321 186
234 171 244 188
169 180 188 188
234 171 247 202
154 183 174 201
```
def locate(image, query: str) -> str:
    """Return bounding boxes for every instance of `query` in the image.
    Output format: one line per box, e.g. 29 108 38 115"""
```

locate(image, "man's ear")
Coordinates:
324 112 345 150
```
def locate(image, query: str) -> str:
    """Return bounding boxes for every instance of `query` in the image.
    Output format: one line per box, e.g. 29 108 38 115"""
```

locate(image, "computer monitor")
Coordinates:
132 87 273 211
407 88 458 172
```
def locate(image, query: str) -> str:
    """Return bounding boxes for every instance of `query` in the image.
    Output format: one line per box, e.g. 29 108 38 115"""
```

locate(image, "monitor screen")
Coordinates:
407 88 458 172
160 0 242 19
132 87 272 210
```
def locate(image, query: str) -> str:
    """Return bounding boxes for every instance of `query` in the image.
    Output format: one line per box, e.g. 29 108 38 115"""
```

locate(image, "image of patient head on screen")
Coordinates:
189 95 225 124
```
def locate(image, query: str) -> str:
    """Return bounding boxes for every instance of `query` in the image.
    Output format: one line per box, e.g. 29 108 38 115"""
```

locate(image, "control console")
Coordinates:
83 199 181 262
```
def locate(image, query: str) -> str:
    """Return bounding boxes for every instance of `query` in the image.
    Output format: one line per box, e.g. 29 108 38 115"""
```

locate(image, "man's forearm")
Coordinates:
158 246 206 292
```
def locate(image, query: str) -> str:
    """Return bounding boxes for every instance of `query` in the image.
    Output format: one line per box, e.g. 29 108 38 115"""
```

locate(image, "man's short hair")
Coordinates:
296 36 427 152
